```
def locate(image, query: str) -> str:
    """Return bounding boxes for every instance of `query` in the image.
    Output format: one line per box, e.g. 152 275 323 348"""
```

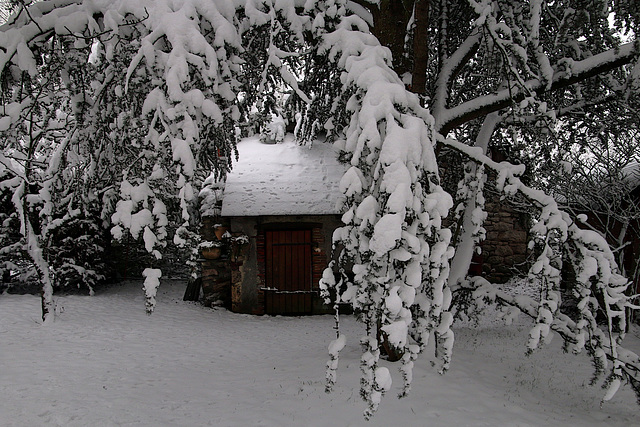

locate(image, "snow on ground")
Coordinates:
1 280 639 427
221 135 347 216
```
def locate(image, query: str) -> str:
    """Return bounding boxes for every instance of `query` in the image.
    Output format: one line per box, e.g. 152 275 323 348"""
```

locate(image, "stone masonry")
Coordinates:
479 196 530 283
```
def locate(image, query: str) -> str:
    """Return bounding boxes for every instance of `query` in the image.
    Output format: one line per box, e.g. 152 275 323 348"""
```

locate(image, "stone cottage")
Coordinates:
199 136 346 315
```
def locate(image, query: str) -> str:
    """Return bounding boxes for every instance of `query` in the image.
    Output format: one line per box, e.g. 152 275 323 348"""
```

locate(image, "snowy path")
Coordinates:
1 280 638 426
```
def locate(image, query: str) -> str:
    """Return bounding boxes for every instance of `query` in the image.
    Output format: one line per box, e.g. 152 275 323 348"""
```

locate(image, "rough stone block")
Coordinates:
497 230 527 242
202 267 219 278
494 245 514 257
201 281 214 293
482 243 497 252
484 231 500 241
216 270 231 281
212 280 231 293
485 256 503 265
492 222 513 232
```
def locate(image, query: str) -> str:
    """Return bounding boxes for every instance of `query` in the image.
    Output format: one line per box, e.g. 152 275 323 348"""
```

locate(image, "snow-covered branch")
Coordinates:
318 2 456 416
437 41 638 134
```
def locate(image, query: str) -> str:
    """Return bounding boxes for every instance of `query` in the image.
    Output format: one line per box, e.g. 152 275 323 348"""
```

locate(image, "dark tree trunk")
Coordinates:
410 0 430 95
370 0 414 77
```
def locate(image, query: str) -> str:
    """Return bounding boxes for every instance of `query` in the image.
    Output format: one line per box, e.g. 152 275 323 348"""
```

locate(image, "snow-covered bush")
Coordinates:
46 213 108 295
260 114 286 144
142 268 162 314
199 175 224 219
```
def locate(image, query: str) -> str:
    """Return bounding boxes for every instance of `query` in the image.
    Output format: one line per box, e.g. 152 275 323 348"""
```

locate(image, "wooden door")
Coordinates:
264 229 313 315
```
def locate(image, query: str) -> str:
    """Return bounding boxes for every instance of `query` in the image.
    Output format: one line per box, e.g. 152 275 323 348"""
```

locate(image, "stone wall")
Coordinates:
200 218 233 308
480 195 530 283
201 257 232 307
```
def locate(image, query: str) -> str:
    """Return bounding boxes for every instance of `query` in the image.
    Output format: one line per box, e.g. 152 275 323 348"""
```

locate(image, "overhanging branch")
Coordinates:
437 42 638 135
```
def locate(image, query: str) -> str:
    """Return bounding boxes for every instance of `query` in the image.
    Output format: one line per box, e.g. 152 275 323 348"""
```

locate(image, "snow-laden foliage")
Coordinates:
1 0 639 416
314 6 455 416
0 0 274 314
546 133 640 322
445 135 640 404
141 267 161 314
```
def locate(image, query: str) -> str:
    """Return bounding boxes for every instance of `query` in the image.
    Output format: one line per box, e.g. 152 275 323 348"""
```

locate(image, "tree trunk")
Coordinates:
369 0 413 77
410 0 430 95
26 220 54 324
13 180 55 323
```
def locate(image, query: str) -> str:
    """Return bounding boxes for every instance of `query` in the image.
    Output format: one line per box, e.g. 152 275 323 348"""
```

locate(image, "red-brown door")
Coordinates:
264 229 313 315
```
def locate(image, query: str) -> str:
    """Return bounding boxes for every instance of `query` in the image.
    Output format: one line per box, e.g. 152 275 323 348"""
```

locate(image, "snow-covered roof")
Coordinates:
220 135 348 216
